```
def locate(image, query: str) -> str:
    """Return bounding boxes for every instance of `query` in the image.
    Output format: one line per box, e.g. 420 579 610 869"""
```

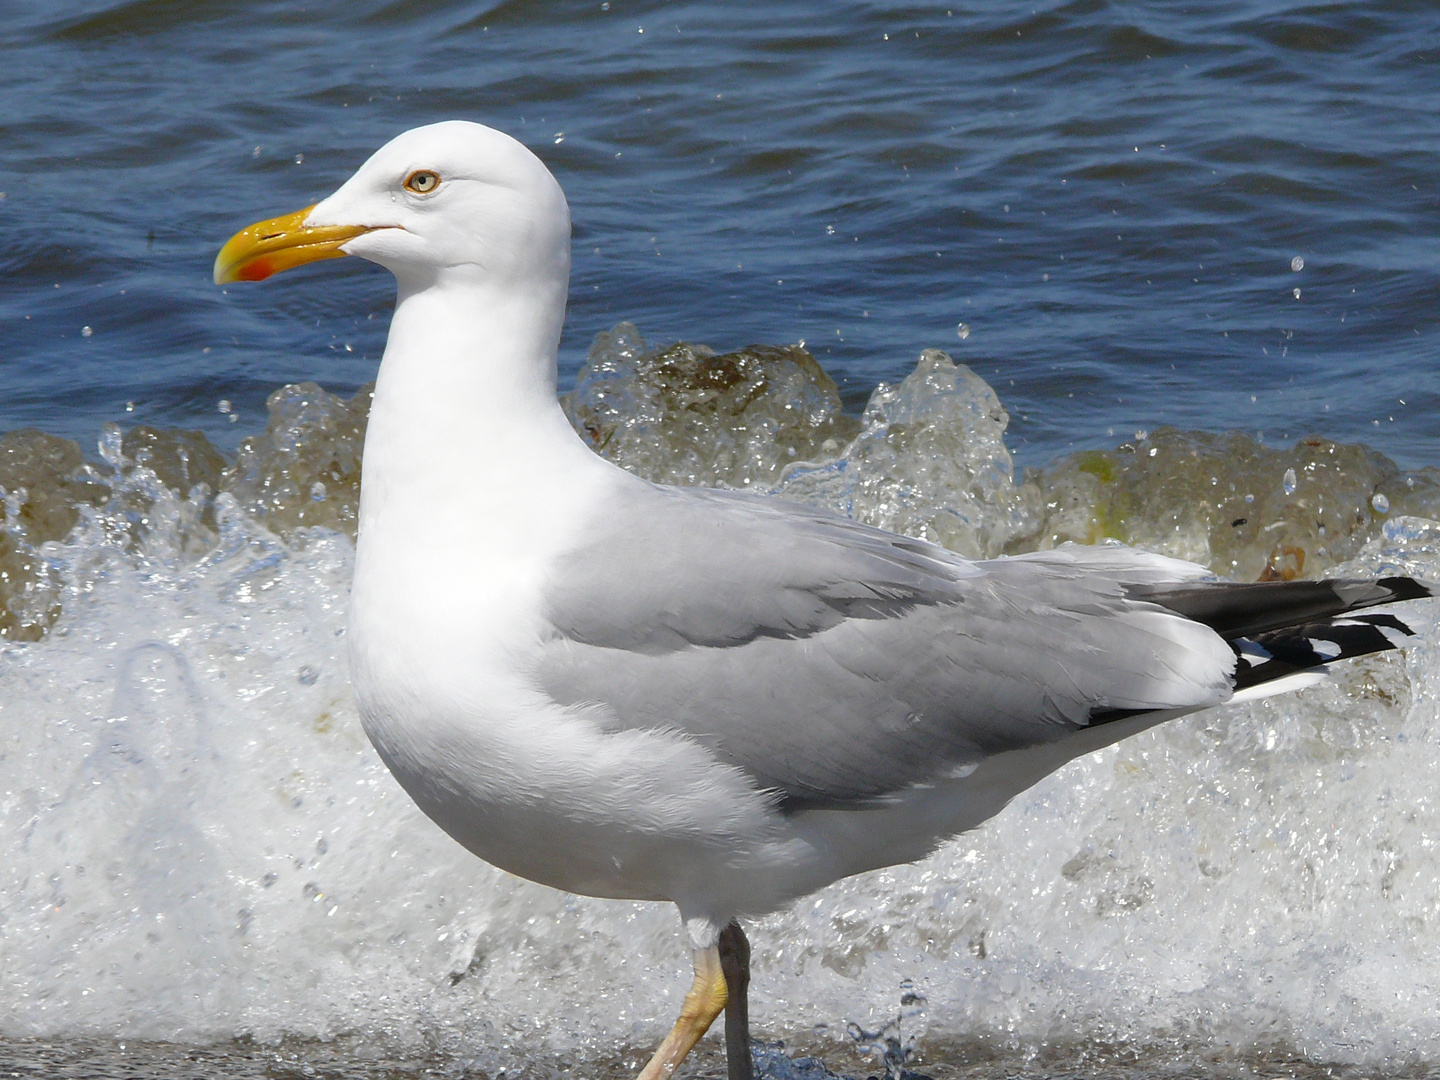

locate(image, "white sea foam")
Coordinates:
3 354 1440 1072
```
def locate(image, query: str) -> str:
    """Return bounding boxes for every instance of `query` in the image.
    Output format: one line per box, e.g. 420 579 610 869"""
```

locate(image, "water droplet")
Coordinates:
1293 287 1302 299
98 423 125 466
298 665 319 686
826 225 835 235
1282 468 1297 496
251 146 261 158
124 401 135 413
294 153 304 165
310 481 328 502
80 325 93 338
956 323 970 340
600 1 609 8
553 132 565 144
1372 492 1390 514
1291 255 1304 272
217 399 232 414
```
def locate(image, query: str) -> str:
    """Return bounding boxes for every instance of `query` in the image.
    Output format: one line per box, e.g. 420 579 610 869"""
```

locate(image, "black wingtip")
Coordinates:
1378 576 1433 602
1229 610 1420 692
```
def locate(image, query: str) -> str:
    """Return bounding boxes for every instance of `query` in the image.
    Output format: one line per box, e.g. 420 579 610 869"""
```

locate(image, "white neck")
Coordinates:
357 274 607 545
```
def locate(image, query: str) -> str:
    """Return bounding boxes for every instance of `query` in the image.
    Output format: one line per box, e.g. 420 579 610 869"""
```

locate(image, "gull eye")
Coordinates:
404 170 440 194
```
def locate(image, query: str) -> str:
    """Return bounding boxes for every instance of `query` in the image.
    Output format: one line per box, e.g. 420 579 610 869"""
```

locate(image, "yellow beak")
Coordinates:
213 205 374 284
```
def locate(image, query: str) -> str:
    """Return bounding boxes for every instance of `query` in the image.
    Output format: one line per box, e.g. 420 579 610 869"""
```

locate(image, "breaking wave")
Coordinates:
3 325 1440 1075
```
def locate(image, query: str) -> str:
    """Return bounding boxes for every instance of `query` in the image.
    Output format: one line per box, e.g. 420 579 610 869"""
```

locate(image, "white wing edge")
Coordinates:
1227 668 1328 705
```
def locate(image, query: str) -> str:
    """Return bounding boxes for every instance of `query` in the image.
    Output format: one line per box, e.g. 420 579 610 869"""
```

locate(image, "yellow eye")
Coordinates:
405 170 440 194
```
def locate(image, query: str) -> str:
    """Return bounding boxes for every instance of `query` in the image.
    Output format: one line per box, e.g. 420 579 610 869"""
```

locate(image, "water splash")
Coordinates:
846 980 929 1080
563 322 857 489
2 326 1440 1074
774 349 1040 558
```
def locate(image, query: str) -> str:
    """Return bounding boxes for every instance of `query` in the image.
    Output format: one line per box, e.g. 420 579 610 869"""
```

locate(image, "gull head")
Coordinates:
214 120 570 292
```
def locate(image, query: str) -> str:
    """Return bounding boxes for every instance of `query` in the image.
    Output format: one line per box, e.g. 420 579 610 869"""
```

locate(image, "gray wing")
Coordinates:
534 485 1235 809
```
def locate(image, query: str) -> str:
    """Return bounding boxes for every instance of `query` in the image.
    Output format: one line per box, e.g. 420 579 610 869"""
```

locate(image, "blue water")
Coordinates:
3 0 1437 467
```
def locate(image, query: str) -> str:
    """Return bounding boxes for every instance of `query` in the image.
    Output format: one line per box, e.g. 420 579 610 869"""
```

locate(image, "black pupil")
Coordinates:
414 173 432 189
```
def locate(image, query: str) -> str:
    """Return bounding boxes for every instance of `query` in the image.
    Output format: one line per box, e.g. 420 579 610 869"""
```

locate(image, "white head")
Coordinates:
215 120 571 297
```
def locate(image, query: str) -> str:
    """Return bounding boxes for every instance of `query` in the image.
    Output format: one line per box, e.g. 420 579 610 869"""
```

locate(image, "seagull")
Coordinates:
215 120 1431 1080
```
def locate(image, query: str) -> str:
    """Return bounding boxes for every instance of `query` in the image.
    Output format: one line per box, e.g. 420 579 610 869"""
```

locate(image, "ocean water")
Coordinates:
4 1 1440 1078
6 0 1439 465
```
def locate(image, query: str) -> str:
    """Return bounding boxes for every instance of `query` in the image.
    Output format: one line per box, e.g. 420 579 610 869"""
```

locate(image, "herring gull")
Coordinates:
215 120 1431 1080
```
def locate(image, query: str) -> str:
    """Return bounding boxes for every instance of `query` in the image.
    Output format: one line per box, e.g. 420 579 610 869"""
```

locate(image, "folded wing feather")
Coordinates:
536 486 1237 809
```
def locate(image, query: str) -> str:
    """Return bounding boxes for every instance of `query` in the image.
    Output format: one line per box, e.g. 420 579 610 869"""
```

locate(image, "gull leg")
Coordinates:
636 944 728 1080
718 921 755 1080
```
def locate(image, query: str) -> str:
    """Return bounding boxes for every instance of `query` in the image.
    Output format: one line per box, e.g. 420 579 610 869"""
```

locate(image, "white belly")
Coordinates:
345 539 788 908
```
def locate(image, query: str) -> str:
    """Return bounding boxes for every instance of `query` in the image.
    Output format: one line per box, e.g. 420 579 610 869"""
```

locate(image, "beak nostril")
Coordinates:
260 232 283 241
